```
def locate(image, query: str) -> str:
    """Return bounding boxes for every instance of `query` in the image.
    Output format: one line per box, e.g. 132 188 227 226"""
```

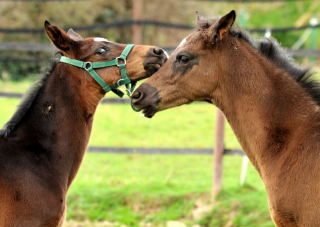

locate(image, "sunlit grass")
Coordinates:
67 153 273 227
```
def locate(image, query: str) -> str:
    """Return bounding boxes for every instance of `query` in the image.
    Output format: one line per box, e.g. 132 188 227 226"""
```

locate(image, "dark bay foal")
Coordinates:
132 11 320 227
0 22 166 226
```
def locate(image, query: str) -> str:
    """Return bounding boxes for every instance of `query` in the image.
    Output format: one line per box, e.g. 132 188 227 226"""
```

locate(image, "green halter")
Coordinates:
59 44 136 97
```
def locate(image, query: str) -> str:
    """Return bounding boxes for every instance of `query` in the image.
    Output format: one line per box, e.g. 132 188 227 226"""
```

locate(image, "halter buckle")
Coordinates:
115 57 126 66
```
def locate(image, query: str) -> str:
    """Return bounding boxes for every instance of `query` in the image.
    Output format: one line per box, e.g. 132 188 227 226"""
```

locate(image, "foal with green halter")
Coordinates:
0 21 166 227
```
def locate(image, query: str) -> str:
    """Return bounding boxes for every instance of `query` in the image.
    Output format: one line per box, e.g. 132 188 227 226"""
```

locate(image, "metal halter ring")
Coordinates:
116 78 125 87
115 57 126 66
84 62 93 71
126 88 133 97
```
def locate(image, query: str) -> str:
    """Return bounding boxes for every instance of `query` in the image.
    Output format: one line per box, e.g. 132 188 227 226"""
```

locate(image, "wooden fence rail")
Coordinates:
88 146 244 155
1 42 320 57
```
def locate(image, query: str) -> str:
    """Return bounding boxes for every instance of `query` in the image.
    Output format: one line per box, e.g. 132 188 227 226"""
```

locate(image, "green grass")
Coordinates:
67 153 273 227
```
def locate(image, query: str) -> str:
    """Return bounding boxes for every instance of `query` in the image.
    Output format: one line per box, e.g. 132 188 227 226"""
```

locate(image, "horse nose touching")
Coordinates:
131 89 144 103
131 83 160 118
152 47 164 56
150 47 168 63
131 86 147 107
144 47 168 76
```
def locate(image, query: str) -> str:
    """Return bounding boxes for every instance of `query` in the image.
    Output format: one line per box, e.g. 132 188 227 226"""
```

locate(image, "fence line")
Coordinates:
0 92 206 104
0 46 319 63
0 42 54 52
287 49 320 57
0 21 193 34
1 20 320 34
88 146 244 155
0 56 51 63
0 92 131 104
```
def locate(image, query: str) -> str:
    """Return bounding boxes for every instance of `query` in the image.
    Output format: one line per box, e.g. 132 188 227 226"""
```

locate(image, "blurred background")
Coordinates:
0 0 320 226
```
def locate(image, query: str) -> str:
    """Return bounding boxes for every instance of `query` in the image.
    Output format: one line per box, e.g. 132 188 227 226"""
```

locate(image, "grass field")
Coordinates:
66 154 273 227
0 79 274 226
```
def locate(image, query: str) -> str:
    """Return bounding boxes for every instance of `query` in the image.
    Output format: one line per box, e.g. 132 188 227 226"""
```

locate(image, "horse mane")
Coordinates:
0 61 58 138
230 29 320 106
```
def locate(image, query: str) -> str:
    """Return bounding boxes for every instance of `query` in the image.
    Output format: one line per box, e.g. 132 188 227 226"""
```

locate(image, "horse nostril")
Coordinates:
131 90 144 102
152 47 164 56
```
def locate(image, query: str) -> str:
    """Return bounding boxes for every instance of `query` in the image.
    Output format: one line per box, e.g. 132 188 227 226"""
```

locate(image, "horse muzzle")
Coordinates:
131 83 160 118
143 48 168 77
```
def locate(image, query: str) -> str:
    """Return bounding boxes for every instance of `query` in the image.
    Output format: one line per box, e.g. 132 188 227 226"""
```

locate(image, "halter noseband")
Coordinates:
59 44 136 97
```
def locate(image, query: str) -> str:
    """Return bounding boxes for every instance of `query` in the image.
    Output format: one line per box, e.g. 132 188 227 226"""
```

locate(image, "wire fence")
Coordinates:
0 46 319 63
0 17 319 63
0 91 131 103
1 19 320 34
87 146 244 155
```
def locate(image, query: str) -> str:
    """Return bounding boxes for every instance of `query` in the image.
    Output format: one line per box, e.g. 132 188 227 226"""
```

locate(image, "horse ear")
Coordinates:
44 20 76 52
209 10 236 43
67 28 83 41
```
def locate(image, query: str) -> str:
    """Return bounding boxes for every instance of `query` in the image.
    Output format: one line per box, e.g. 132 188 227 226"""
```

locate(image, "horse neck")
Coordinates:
14 63 103 187
214 44 319 176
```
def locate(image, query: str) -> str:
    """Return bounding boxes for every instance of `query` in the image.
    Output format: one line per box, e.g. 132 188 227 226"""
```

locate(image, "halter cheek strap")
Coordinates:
59 44 136 98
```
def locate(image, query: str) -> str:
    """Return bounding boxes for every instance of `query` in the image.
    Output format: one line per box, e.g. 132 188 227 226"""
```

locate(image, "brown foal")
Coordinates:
132 10 320 227
0 22 166 226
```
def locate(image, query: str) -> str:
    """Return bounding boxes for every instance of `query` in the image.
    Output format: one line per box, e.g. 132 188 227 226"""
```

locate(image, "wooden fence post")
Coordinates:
132 0 143 44
212 109 225 199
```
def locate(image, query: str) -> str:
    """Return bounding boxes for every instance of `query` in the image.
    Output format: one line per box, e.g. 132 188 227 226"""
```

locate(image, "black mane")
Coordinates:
230 29 320 106
0 61 57 138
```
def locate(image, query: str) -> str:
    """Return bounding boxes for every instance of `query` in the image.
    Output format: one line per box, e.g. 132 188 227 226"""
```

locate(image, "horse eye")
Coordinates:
96 48 107 55
177 55 190 64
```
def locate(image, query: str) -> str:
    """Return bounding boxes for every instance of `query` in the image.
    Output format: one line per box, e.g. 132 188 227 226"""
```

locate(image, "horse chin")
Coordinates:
142 105 158 118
